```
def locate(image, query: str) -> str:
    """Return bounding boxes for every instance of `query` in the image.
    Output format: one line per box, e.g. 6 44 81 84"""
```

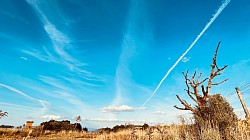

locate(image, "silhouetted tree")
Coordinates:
142 123 149 130
174 42 238 138
0 110 7 118
174 42 229 117
41 120 75 131
82 127 88 132
74 123 82 131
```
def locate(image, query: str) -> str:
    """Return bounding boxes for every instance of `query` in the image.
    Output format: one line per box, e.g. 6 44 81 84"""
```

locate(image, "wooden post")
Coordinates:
235 87 250 120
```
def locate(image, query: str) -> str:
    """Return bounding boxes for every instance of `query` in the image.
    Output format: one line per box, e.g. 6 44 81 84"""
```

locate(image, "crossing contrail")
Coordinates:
140 0 231 108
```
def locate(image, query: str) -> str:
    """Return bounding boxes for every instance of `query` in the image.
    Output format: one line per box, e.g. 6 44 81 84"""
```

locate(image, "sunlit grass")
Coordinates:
0 118 249 139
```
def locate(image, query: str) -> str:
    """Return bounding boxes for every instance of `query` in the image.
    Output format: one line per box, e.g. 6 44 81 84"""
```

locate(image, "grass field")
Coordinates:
0 119 249 140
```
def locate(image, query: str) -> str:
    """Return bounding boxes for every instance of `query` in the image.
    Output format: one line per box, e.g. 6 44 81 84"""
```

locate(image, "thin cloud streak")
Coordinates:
100 105 145 113
0 83 48 112
112 12 137 106
26 0 102 82
140 0 231 108
112 0 150 106
152 111 166 115
22 47 58 63
0 102 37 110
84 118 150 123
37 75 99 118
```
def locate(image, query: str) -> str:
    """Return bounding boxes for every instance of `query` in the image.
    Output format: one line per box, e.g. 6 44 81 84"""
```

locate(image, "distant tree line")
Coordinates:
40 120 88 132
98 123 149 133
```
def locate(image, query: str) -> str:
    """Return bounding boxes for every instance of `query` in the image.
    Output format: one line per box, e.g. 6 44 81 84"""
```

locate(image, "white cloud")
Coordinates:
152 111 166 115
182 57 190 63
84 118 150 123
20 56 28 61
100 105 145 113
42 115 61 120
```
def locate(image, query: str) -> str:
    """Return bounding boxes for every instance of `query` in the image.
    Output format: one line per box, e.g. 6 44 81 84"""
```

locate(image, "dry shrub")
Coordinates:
193 94 238 139
199 125 221 140
229 120 250 140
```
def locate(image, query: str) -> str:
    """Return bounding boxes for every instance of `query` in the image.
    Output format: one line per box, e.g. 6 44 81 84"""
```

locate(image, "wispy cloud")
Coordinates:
38 75 67 90
25 0 74 64
112 0 151 106
100 105 145 113
182 57 190 63
112 36 135 106
140 0 231 108
20 56 28 61
59 76 99 87
25 0 101 82
0 8 29 24
36 75 103 119
84 118 150 123
42 115 62 120
152 111 166 115
0 102 36 110
0 83 49 114
22 49 51 62
44 24 70 44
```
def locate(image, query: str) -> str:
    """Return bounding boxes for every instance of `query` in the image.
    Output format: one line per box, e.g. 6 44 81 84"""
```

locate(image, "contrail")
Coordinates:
140 0 230 108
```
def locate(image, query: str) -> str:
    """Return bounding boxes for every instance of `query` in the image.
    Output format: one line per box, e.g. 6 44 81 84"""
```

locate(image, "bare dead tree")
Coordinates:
174 42 229 114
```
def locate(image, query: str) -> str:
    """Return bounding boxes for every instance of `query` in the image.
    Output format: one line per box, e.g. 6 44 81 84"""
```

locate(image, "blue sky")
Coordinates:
0 0 250 128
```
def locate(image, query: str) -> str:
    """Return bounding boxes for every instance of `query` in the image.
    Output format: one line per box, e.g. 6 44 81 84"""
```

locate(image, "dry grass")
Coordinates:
0 119 249 140
92 119 250 140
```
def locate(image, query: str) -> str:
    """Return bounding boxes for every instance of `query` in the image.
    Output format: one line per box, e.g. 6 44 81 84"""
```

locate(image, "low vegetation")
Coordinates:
0 120 249 140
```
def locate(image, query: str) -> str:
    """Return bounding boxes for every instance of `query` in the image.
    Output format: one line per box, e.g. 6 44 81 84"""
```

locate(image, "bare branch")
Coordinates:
183 71 194 86
215 63 219 70
184 89 194 95
211 78 229 86
218 65 228 72
182 71 199 105
196 72 202 83
214 65 228 76
213 41 221 66
175 95 195 112
201 85 206 95
184 89 198 104
198 78 208 85
192 71 197 85
174 105 189 110
182 71 188 77
206 41 227 94
215 72 223 76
